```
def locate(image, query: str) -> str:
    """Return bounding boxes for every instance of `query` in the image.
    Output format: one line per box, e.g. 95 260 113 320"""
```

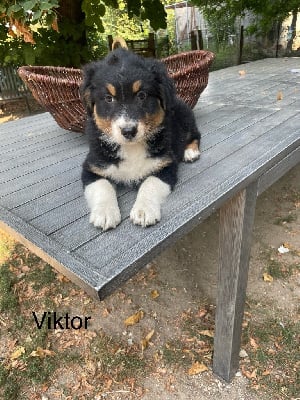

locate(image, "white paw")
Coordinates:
84 179 121 231
130 199 161 227
184 147 200 163
89 205 121 230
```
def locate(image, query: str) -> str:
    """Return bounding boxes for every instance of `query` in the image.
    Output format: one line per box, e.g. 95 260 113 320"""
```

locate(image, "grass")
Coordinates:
0 233 148 399
243 318 300 398
274 213 297 226
0 263 19 312
91 333 146 382
259 244 299 280
162 307 215 371
0 192 299 399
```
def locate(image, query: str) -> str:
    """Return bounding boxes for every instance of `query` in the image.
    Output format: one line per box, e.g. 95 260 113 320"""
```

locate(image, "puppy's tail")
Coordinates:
112 37 128 50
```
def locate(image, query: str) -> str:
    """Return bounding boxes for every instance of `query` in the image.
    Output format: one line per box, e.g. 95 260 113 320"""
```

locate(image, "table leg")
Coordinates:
213 181 258 382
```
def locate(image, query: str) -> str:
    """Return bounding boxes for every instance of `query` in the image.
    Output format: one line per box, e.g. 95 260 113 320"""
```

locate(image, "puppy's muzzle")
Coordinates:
121 126 137 140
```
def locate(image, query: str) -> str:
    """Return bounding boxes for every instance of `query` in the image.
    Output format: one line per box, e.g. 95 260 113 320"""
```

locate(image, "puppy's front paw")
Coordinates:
130 199 161 227
184 147 200 162
184 140 200 163
89 205 121 231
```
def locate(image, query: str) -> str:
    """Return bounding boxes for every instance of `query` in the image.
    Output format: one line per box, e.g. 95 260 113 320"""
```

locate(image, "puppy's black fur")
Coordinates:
80 48 201 229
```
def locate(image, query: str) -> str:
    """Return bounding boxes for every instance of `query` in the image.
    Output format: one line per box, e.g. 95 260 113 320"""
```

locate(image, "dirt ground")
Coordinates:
0 104 299 399
91 164 300 400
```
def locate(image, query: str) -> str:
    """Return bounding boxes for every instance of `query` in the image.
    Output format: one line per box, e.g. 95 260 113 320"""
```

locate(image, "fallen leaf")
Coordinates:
56 273 69 283
277 91 283 100
188 361 208 375
242 365 257 380
124 310 144 327
263 273 273 282
239 70 246 76
250 337 259 350
151 290 160 299
30 347 56 358
11 346 25 360
262 369 271 376
199 330 214 338
102 308 111 317
196 308 208 318
141 329 155 351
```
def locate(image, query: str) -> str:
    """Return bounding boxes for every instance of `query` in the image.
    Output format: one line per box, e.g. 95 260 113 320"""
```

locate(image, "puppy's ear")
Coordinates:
148 60 176 110
80 62 97 116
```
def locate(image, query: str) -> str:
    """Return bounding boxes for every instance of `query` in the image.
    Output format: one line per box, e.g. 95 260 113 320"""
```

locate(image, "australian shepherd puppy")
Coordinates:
80 48 201 230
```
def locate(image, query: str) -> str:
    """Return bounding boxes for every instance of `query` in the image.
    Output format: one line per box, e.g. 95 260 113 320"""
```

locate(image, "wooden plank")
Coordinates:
0 114 61 147
257 146 300 195
0 133 84 164
213 182 258 382
0 167 80 208
0 206 105 300
0 137 86 173
0 153 84 195
13 180 82 220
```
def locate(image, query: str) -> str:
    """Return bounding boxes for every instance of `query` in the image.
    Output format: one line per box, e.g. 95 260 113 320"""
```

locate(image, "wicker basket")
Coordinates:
162 50 215 109
18 50 214 133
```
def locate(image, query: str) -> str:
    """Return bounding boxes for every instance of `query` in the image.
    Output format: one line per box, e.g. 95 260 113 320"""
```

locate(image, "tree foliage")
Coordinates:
0 0 167 66
192 0 300 33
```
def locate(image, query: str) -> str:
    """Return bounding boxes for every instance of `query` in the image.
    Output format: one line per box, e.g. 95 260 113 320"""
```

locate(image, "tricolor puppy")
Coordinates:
81 48 201 230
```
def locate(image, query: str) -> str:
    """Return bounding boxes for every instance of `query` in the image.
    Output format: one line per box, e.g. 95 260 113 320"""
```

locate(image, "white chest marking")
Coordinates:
103 143 169 184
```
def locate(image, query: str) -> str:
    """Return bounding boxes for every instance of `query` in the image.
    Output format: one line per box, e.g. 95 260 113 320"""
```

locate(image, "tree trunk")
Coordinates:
286 9 298 53
57 0 87 65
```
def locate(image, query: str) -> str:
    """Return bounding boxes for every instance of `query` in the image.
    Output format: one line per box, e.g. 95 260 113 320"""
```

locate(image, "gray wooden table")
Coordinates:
0 58 299 382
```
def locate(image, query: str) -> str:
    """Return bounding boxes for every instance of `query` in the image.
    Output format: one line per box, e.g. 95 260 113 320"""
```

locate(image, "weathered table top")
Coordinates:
1 58 299 300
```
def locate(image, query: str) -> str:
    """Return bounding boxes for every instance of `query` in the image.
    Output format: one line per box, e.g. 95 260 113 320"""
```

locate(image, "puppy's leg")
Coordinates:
184 138 201 162
84 179 121 230
179 102 201 163
130 176 171 227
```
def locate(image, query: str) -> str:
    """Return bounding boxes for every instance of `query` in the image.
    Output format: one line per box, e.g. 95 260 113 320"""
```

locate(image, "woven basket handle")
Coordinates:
112 37 128 50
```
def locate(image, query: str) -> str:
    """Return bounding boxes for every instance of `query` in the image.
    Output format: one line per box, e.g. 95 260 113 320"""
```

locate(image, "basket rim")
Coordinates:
162 49 215 62
18 49 215 84
162 50 215 79
18 65 82 87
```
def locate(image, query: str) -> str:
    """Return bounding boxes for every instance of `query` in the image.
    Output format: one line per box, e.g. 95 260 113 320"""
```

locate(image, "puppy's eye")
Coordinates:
104 94 114 103
137 91 147 101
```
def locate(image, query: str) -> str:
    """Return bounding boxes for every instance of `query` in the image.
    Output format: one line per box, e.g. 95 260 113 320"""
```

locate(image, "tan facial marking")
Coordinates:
185 139 199 152
93 105 112 135
132 80 142 93
142 106 165 136
106 83 116 97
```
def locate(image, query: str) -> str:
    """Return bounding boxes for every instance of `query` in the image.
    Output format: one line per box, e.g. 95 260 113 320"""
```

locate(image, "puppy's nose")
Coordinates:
121 126 137 139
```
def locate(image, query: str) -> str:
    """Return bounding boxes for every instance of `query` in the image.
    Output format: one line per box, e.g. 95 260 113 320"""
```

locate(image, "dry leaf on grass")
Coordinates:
124 310 144 327
242 366 257 380
141 329 155 351
30 347 56 358
263 273 273 282
250 337 259 350
151 290 160 299
188 361 208 375
11 346 25 360
199 330 214 338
